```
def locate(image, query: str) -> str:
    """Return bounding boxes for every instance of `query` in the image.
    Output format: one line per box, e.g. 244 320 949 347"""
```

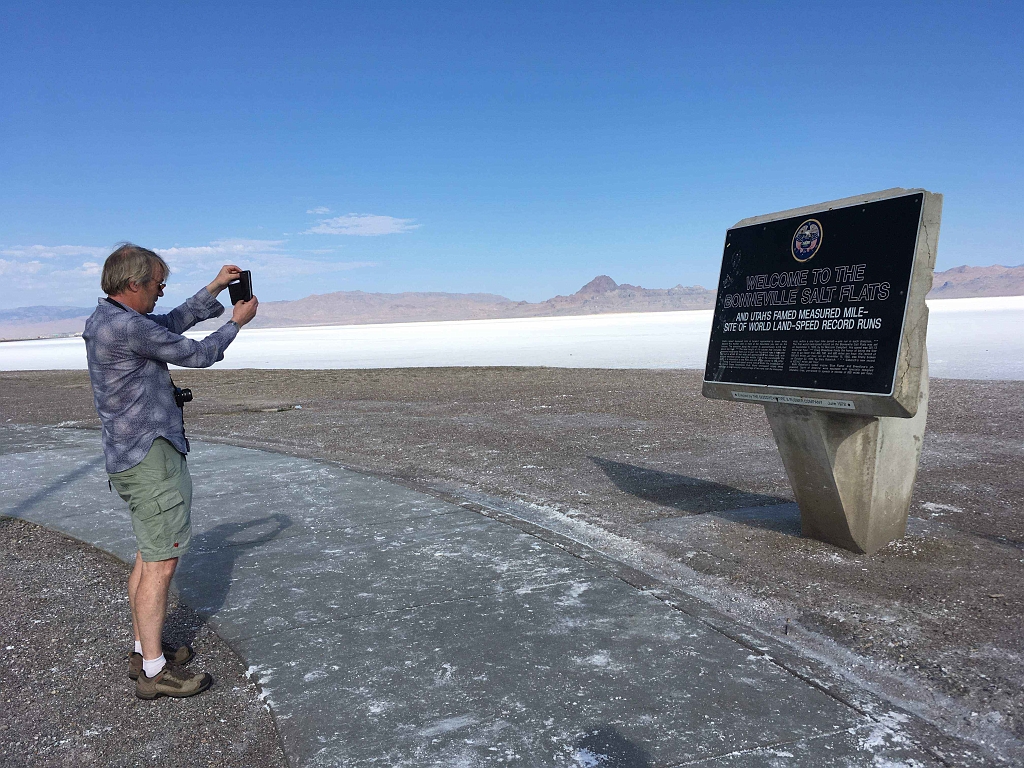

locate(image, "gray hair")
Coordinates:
100 243 170 296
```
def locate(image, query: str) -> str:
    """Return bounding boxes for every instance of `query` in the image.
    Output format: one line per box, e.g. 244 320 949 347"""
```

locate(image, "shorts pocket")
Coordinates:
155 487 184 512
133 488 184 521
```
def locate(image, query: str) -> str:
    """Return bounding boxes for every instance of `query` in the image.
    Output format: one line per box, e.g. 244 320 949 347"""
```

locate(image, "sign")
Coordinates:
704 192 924 397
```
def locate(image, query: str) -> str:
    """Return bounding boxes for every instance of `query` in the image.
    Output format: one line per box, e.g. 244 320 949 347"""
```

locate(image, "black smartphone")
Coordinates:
228 270 252 304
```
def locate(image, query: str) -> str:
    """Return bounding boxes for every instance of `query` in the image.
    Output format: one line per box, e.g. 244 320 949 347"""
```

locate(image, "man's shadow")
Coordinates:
166 512 293 646
573 725 652 768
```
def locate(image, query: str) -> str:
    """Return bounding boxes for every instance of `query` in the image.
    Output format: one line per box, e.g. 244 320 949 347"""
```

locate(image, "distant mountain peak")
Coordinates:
577 275 618 295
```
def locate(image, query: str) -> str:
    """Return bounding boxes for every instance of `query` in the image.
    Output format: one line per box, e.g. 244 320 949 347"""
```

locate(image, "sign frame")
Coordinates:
701 188 942 418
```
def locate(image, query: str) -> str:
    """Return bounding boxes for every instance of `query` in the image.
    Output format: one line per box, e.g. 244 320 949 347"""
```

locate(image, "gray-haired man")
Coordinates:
84 243 258 699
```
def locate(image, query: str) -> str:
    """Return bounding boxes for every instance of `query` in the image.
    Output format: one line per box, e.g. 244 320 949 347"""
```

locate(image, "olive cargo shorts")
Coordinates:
109 437 193 562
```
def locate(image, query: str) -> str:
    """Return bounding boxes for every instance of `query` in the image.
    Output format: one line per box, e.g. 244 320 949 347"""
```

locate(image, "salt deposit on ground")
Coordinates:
1 296 1022 380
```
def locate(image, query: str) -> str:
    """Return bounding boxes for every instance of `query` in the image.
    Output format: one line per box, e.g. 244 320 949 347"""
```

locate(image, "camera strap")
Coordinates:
169 377 191 453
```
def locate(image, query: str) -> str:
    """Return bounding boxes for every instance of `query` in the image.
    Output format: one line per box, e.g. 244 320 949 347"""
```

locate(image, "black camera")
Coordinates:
174 386 193 408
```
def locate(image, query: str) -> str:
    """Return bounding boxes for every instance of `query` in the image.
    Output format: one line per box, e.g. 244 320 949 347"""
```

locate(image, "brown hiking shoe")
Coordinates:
127 643 195 680
135 663 212 700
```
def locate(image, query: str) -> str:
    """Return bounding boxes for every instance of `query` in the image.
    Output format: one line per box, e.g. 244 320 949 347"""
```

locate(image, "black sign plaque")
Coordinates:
704 192 924 396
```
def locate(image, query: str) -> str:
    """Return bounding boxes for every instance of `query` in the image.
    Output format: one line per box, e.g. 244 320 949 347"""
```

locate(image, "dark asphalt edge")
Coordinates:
0 511 296 768
193 626 294 768
182 428 1008 767
2 513 130 573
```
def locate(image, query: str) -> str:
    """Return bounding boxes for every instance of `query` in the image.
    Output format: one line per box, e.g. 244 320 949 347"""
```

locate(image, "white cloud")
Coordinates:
46 262 106 281
0 239 379 307
0 244 109 260
306 206 331 215
158 239 288 271
0 258 44 276
147 250 379 304
304 213 420 236
154 238 377 279
220 255 378 280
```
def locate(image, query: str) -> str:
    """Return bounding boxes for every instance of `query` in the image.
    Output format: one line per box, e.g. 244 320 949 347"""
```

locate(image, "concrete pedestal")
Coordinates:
763 355 929 555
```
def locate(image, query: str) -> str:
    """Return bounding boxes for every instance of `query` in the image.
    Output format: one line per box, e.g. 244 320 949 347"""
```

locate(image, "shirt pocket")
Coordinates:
134 487 184 521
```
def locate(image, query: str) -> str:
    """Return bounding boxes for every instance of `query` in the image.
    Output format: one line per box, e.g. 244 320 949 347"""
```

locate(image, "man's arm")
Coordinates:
205 265 242 299
148 289 225 334
149 265 243 334
129 291 259 368
128 315 239 369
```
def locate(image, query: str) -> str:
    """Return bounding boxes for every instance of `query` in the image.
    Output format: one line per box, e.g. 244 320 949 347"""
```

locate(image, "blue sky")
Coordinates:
1 1 1021 307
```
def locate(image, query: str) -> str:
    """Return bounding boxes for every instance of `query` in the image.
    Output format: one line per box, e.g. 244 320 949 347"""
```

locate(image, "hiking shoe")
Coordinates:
135 663 213 700
128 643 195 680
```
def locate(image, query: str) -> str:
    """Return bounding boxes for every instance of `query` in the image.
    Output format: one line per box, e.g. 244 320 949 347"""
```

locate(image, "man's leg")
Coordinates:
134 556 178 661
133 550 211 698
128 551 143 646
130 549 211 699
114 439 209 697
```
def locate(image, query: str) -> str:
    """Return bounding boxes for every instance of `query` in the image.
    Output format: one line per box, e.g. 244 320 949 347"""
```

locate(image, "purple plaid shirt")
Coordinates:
84 288 239 473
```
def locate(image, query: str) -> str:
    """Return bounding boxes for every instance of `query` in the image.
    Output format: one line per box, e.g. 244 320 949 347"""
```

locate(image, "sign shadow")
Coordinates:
591 456 786 515
591 456 801 537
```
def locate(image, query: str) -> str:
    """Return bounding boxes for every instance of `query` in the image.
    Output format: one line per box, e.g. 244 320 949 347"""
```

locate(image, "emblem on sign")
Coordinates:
791 219 823 262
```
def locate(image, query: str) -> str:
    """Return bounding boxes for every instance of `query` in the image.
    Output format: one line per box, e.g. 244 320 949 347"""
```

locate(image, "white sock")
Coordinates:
134 640 143 655
142 653 167 678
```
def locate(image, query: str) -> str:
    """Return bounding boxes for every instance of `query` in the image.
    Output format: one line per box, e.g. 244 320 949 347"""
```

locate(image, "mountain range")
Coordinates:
925 264 1024 299
2 263 1021 341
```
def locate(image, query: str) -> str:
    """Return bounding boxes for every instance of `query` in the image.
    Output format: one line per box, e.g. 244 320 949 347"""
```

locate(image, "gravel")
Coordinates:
0 516 288 768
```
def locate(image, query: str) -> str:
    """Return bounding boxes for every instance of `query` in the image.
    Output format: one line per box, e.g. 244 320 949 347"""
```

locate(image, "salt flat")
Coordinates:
1 296 1022 379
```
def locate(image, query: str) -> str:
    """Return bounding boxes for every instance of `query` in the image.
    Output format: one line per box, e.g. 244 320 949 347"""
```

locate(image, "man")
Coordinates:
83 243 258 700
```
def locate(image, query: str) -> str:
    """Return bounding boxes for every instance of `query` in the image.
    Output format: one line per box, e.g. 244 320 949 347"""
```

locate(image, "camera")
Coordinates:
174 386 193 408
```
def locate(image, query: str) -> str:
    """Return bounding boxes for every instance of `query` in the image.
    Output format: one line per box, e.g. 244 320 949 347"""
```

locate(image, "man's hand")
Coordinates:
206 265 243 296
231 296 258 327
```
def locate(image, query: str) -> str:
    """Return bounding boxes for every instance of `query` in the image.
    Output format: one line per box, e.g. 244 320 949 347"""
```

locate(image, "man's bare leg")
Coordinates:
128 552 143 645
130 555 178 660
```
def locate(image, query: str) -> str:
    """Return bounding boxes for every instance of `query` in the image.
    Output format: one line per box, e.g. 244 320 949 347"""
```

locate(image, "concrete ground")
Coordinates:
7 367 1021 752
0 424 1006 766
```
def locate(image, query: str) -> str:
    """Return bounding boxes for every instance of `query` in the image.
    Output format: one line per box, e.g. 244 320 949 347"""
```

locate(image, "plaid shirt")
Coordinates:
84 288 239 473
